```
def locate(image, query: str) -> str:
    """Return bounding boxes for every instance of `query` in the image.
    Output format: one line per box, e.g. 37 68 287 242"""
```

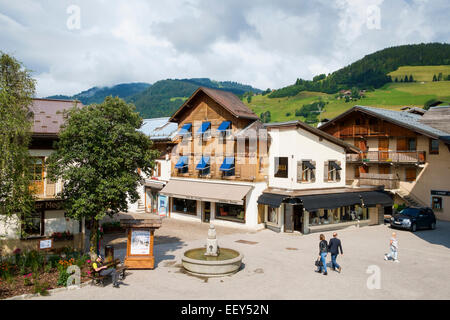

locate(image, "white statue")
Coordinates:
205 224 219 256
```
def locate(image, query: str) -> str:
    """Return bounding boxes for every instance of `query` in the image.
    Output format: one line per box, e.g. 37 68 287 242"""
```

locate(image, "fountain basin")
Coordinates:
182 248 243 276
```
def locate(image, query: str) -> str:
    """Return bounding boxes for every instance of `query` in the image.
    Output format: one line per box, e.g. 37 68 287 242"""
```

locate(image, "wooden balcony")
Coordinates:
339 125 385 137
30 179 61 199
358 173 400 190
347 151 426 164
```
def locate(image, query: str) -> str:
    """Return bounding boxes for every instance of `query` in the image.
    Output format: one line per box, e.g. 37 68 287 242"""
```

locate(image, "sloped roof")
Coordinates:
419 106 450 134
30 98 82 136
264 120 360 153
169 87 259 122
320 105 450 140
139 117 178 141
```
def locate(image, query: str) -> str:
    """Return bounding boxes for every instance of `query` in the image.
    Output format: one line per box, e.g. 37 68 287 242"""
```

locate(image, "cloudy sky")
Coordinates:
0 0 449 97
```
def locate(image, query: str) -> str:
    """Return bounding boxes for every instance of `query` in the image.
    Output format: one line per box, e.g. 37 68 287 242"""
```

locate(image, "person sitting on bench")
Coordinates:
92 255 120 288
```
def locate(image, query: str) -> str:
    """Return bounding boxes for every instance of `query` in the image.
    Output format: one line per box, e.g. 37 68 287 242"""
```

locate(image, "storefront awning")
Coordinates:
297 192 362 211
144 180 164 190
160 179 252 205
359 191 393 207
257 193 286 208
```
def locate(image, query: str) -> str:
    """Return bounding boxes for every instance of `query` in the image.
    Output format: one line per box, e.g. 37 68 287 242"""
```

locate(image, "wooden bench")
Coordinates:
88 259 128 287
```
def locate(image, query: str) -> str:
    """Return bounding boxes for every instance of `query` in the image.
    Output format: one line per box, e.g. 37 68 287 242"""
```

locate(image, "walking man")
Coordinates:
328 232 343 273
384 232 399 262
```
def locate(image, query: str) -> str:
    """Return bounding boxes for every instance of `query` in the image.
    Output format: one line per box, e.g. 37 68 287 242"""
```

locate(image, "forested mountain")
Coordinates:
126 78 262 118
269 43 450 98
46 82 151 105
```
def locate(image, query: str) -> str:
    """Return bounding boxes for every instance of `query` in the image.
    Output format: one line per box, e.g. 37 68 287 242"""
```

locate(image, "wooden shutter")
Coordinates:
157 162 161 176
336 161 342 182
397 138 407 151
405 167 416 182
311 161 316 182
323 161 329 182
297 161 302 183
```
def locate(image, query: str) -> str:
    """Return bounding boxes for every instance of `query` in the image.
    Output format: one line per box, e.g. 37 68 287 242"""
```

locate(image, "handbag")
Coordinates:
315 257 323 267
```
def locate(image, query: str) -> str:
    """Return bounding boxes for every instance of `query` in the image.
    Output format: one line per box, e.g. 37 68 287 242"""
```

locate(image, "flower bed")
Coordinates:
51 231 74 241
0 248 92 299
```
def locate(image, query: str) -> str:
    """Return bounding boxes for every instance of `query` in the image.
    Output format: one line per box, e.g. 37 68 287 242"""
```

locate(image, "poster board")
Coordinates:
130 229 151 255
38 238 53 251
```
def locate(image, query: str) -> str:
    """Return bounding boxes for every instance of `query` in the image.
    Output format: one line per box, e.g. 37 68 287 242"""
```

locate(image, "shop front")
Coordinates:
258 188 393 234
160 179 253 227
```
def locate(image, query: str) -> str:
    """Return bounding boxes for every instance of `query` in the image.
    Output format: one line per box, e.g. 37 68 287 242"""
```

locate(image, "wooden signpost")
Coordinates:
119 213 162 269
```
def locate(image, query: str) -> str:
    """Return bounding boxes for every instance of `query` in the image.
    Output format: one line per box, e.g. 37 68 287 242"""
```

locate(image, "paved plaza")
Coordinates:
33 219 450 300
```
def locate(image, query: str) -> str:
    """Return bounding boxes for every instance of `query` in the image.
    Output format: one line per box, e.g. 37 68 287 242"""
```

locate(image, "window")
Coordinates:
432 196 442 211
197 122 211 138
405 167 416 182
220 157 235 177
216 203 245 223
297 160 315 183
151 162 161 177
22 211 44 238
175 156 189 174
29 157 45 194
267 207 278 224
178 123 192 138
196 156 210 176
407 138 416 151
172 198 197 215
430 139 439 155
326 160 341 182
274 157 288 178
217 121 232 141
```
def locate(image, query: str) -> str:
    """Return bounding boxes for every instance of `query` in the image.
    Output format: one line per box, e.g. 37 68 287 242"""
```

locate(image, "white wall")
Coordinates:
268 127 347 190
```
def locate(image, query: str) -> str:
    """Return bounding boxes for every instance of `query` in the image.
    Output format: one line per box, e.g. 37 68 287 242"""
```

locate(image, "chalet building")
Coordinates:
0 99 85 254
158 87 269 229
129 117 178 216
257 121 392 234
319 105 450 221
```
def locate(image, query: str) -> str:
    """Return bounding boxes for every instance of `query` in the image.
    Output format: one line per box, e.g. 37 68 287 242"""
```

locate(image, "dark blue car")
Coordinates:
390 207 437 232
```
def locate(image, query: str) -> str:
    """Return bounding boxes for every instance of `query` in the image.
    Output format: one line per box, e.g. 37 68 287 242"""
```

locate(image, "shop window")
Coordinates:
432 196 442 211
22 211 44 238
172 198 197 215
267 207 278 224
430 139 439 155
216 203 245 223
274 157 288 178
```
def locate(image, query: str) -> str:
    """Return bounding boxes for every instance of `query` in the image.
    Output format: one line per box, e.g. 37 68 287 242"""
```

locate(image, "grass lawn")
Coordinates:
245 81 450 125
388 65 450 82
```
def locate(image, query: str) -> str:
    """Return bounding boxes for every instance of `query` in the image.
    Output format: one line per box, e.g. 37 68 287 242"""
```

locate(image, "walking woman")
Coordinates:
315 234 328 275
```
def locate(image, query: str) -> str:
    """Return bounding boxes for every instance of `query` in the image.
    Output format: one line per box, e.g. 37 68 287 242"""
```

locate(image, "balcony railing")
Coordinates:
30 178 62 199
358 173 400 190
339 125 385 137
347 151 426 164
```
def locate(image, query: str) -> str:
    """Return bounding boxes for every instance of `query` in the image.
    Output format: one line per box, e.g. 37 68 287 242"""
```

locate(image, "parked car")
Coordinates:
390 207 436 232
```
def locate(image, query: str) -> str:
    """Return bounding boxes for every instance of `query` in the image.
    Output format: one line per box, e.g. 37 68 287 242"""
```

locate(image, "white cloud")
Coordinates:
0 0 448 97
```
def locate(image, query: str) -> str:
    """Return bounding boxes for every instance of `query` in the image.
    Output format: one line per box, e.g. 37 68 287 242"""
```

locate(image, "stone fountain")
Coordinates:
181 224 243 276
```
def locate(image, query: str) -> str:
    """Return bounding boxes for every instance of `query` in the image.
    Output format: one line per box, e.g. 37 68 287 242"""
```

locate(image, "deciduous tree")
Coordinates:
47 97 159 254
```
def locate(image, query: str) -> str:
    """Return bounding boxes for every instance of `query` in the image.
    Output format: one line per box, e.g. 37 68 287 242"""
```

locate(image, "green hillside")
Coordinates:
245 80 450 124
388 65 450 82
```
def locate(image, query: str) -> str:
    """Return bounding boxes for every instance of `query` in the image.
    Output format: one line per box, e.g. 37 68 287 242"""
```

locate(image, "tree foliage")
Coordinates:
47 97 159 252
0 52 36 221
